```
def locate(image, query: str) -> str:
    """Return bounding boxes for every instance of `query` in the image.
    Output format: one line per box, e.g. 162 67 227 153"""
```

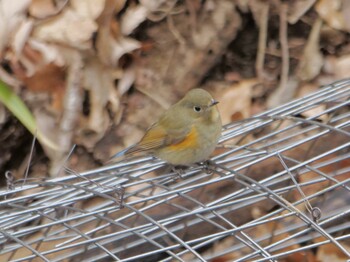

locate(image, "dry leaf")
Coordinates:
287 0 316 24
296 83 318 98
298 156 350 197
22 63 66 111
71 0 105 20
27 39 65 67
29 0 68 19
77 59 121 149
267 77 299 108
283 251 318 262
12 19 33 56
324 54 350 80
297 18 323 81
192 1 235 49
235 0 249 13
118 66 136 95
32 8 98 49
317 241 350 261
83 60 112 134
0 0 31 56
216 79 255 125
142 0 178 21
97 30 140 66
96 2 141 67
316 0 350 32
249 0 269 27
121 5 148 35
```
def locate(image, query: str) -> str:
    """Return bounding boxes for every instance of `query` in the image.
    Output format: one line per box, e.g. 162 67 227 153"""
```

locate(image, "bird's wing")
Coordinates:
124 122 191 155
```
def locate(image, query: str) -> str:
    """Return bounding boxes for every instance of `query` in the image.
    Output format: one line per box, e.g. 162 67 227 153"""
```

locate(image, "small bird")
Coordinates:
111 88 222 166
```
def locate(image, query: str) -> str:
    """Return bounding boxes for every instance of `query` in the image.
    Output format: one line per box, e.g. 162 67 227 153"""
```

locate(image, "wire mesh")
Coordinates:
1 79 350 261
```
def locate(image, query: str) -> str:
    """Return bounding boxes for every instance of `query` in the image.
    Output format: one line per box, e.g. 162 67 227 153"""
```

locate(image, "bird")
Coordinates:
110 88 222 166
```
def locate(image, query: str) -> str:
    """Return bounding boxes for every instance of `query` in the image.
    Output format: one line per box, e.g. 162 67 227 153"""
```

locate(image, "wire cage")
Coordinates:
1 79 350 261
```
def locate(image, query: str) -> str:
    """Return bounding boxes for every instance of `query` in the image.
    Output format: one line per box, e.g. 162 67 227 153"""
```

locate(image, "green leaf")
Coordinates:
0 80 59 150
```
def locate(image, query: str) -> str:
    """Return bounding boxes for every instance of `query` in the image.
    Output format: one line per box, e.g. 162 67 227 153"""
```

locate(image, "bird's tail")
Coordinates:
106 145 134 164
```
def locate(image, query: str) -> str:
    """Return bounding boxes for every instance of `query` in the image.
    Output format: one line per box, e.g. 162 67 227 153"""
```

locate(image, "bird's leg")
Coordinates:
198 160 216 174
171 165 186 179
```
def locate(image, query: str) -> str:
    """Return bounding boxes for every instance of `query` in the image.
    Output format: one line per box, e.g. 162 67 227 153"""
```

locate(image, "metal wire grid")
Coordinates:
0 79 350 261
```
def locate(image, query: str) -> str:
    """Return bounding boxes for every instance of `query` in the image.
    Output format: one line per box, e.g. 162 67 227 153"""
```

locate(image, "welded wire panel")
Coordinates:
0 79 350 261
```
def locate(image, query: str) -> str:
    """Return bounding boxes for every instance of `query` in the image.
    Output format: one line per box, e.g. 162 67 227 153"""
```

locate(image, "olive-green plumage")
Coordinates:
112 88 222 165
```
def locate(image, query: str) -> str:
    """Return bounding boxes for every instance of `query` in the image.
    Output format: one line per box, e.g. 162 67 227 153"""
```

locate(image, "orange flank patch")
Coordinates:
168 126 198 150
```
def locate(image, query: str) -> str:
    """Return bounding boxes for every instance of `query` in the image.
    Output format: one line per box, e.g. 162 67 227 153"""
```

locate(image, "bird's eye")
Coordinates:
193 106 202 112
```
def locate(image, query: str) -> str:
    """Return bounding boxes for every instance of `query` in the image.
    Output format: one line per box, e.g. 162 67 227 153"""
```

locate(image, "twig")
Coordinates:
279 2 289 93
167 14 186 46
256 2 269 80
22 134 37 187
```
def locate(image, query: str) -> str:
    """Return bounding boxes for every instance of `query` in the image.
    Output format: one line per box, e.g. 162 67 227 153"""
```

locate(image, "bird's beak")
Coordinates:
210 99 219 106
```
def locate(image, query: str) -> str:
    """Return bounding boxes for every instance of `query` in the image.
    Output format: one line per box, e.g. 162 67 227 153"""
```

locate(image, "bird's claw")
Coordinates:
171 166 186 179
198 160 215 174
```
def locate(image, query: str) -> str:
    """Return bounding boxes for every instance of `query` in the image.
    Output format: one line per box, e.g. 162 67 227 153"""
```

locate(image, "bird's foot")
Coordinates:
197 160 216 174
171 166 186 179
